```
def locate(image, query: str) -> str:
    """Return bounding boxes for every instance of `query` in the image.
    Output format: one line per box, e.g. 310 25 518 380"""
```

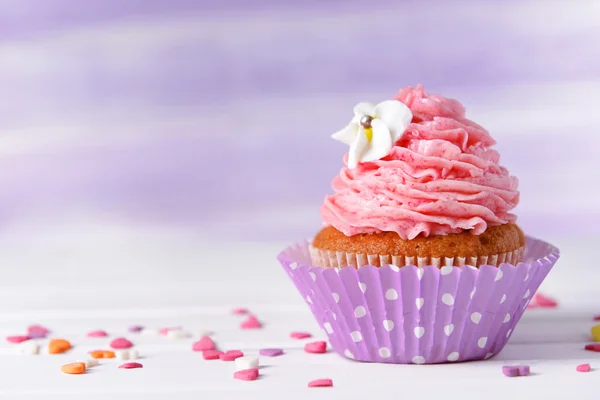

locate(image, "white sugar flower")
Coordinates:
331 100 412 168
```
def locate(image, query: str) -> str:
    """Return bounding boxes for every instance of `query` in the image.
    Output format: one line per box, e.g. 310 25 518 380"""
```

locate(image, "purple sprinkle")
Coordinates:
128 325 144 333
517 365 530 376
503 365 530 377
259 348 284 357
27 331 47 339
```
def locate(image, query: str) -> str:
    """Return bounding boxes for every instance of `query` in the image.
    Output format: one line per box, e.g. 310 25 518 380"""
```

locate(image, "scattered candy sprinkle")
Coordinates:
502 365 530 377
533 293 558 308
19 341 39 355
192 336 216 352
159 327 181 336
240 315 262 329
220 350 244 361
27 325 50 337
259 348 284 357
166 330 190 339
61 362 86 375
594 315 600 322
129 349 139 360
83 359 99 368
6 335 30 344
116 350 130 360
235 356 259 371
89 350 115 359
234 368 259 381
308 379 333 388
232 308 249 315
128 325 144 333
119 362 143 369
304 341 327 354
110 338 133 349
290 332 312 339
585 344 600 352
577 363 591 372
48 339 72 354
202 350 223 360
141 328 160 336
87 330 109 338
591 325 600 342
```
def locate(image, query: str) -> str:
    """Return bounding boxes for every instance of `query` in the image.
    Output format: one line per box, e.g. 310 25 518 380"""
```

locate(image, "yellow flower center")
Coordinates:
364 127 373 142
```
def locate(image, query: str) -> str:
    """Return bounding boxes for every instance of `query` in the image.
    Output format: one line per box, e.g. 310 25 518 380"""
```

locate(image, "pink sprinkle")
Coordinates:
119 362 143 369
232 308 249 315
128 325 144 333
110 337 133 349
533 293 558 308
308 379 333 388
240 315 262 329
192 336 215 352
234 368 259 381
585 344 600 352
502 365 530 377
6 335 30 344
259 348 284 357
594 315 600 322
202 350 223 360
577 363 591 372
290 332 312 339
220 350 244 361
87 330 109 338
305 341 327 354
159 327 181 335
27 325 50 337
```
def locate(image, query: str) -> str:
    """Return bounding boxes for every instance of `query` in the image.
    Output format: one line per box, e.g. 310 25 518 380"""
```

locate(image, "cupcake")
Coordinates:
277 85 559 364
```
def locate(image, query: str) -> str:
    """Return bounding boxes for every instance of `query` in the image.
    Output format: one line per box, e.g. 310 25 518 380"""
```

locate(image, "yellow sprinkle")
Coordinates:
364 127 373 142
591 324 600 342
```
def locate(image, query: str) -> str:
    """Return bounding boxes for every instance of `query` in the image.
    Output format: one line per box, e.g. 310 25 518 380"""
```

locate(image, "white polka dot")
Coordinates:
500 294 507 304
506 329 512 338
478 337 488 348
332 313 337 320
344 349 354 359
495 269 503 281
379 347 391 358
309 272 316 281
470 288 476 299
485 352 494 359
417 268 425 280
412 356 425 364
442 293 455 306
290 262 298 270
447 352 459 362
383 320 395 332
414 327 425 338
332 292 340 303
503 313 511 323
389 265 400 272
415 298 424 310
324 322 333 334
441 266 453 275
385 289 398 300
523 289 531 299
306 296 313 304
358 282 367 293
471 312 482 324
354 306 367 318
350 331 363 342
444 324 454 336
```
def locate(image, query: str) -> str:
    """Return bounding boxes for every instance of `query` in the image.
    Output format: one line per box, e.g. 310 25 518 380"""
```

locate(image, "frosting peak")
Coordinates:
321 85 519 240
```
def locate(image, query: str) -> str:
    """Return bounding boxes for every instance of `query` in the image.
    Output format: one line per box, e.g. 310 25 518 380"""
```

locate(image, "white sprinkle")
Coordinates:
167 330 191 339
116 350 130 360
142 328 161 336
235 356 259 371
18 341 39 355
129 349 139 360
85 359 99 368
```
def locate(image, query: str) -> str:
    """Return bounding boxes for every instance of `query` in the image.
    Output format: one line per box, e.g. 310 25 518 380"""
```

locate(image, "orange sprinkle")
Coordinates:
48 339 72 354
61 362 86 375
89 350 115 359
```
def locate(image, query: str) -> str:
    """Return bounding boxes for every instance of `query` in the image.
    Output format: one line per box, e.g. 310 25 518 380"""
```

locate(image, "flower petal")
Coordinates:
353 102 376 118
347 127 369 169
331 123 357 145
373 100 413 142
360 119 392 162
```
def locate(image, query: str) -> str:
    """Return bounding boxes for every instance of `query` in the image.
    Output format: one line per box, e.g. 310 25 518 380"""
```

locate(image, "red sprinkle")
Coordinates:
304 341 327 354
290 332 312 339
533 293 558 308
240 315 262 329
585 344 600 352
87 330 109 338
220 350 244 361
110 337 133 349
119 362 143 369
6 335 30 344
577 363 591 372
308 379 333 388
232 308 249 315
192 336 215 352
202 350 223 360
594 315 600 321
234 368 259 381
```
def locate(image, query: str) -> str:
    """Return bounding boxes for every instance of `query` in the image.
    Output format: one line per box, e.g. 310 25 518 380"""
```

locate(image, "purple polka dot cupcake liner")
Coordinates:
277 236 559 364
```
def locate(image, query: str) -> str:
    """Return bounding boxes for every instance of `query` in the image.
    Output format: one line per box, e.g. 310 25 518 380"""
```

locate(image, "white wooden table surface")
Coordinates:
0 222 597 399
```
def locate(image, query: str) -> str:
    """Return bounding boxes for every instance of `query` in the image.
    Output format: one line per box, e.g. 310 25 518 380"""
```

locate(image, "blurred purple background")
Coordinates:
1 0 599 242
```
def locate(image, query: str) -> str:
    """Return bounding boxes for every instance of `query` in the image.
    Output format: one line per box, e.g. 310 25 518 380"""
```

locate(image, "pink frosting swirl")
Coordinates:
321 85 519 240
